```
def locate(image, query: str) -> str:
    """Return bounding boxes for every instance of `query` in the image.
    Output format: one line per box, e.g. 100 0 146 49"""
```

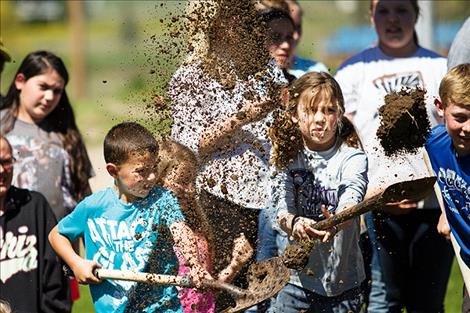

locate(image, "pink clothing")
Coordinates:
176 234 215 313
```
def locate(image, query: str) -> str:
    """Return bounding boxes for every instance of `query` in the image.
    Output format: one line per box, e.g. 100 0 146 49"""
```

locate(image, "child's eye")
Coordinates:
53 88 63 95
396 7 409 14
327 107 337 113
454 116 468 123
377 8 388 15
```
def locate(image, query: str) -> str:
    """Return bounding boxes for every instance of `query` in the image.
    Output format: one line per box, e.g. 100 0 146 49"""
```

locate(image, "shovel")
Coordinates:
282 176 437 270
221 176 437 312
93 258 290 310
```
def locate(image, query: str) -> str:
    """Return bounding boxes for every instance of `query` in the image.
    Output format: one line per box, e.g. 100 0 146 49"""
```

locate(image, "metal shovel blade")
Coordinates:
220 257 290 313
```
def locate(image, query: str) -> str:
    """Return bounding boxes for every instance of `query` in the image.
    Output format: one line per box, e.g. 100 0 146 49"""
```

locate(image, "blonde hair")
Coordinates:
270 72 361 169
439 63 470 107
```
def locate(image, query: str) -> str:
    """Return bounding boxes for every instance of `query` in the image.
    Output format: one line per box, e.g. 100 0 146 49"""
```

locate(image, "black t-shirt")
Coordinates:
0 186 71 313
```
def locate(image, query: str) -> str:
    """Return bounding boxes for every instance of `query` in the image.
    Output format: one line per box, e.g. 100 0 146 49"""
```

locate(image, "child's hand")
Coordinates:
231 233 253 267
217 233 253 283
437 212 451 240
71 259 102 284
189 264 213 289
292 217 328 241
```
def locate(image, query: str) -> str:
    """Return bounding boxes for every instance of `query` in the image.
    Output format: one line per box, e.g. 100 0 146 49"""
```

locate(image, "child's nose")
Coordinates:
313 111 325 123
462 121 470 133
44 89 54 101
146 172 156 182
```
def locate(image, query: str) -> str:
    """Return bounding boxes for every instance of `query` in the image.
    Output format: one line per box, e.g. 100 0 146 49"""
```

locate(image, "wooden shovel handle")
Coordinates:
93 269 248 298
313 192 384 231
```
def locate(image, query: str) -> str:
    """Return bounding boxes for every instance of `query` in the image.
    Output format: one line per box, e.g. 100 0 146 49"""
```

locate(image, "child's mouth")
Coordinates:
386 26 402 35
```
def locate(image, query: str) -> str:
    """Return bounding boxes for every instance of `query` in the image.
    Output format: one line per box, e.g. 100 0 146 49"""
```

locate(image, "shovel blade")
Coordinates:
220 257 290 313
381 176 436 203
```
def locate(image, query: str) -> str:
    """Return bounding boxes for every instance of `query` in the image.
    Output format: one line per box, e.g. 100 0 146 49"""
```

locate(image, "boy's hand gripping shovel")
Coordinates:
220 176 437 312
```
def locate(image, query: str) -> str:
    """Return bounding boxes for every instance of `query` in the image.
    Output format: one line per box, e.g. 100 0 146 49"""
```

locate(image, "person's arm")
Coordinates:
423 149 451 239
170 221 213 287
217 233 253 282
33 192 71 313
198 97 279 158
48 225 101 284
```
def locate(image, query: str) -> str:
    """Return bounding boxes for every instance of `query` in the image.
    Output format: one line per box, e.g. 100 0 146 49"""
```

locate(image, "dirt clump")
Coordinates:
376 88 431 156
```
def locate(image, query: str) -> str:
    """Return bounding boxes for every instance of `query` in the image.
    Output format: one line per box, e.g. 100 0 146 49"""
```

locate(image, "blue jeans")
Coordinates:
364 212 388 313
270 283 364 313
367 209 454 313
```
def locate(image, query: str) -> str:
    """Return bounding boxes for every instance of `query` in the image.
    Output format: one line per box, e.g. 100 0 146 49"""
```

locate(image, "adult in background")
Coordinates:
447 17 470 70
0 135 71 313
169 1 287 308
335 1 453 312
256 0 329 77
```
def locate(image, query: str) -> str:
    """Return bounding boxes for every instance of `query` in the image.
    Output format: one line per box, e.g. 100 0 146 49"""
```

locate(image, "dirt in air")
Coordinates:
376 88 431 156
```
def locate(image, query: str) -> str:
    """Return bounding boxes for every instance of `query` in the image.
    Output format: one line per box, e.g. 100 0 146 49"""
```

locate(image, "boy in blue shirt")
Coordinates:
49 122 211 313
425 63 470 306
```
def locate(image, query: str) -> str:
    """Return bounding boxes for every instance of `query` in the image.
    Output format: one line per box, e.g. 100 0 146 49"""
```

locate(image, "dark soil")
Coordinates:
376 88 431 156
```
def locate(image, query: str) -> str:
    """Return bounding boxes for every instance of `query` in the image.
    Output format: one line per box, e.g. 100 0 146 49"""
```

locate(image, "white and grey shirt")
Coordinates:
270 140 368 296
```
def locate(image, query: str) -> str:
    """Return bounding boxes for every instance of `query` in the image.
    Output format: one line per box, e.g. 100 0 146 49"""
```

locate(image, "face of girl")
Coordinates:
293 93 339 151
15 69 65 124
371 0 418 57
267 18 295 69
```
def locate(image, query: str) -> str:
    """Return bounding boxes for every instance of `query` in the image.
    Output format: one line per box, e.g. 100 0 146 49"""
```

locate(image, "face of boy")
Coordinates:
267 18 295 69
293 94 339 151
371 0 417 56
15 69 65 124
114 152 157 202
440 102 470 157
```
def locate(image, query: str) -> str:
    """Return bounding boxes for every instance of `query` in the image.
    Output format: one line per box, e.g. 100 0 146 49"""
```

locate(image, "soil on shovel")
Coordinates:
376 88 431 156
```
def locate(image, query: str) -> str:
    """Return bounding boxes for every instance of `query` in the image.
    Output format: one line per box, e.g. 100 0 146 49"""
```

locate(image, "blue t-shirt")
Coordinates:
426 124 470 267
59 187 185 313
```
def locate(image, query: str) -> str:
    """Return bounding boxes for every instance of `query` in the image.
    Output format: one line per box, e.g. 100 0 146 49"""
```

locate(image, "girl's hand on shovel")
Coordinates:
292 217 328 242
189 264 214 289
71 258 102 284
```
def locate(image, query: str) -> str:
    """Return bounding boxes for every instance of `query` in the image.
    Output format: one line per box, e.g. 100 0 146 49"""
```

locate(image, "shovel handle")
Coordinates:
94 269 193 287
313 192 384 231
93 269 248 298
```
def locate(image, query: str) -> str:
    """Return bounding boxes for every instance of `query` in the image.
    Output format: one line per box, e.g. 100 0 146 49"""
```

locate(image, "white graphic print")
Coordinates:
0 226 38 283
438 167 470 219
373 71 424 94
88 217 154 273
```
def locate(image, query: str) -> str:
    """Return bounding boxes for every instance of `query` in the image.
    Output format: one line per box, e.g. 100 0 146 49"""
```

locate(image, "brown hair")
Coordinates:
370 0 420 44
103 122 158 165
1 51 92 203
439 63 470 108
270 72 361 169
